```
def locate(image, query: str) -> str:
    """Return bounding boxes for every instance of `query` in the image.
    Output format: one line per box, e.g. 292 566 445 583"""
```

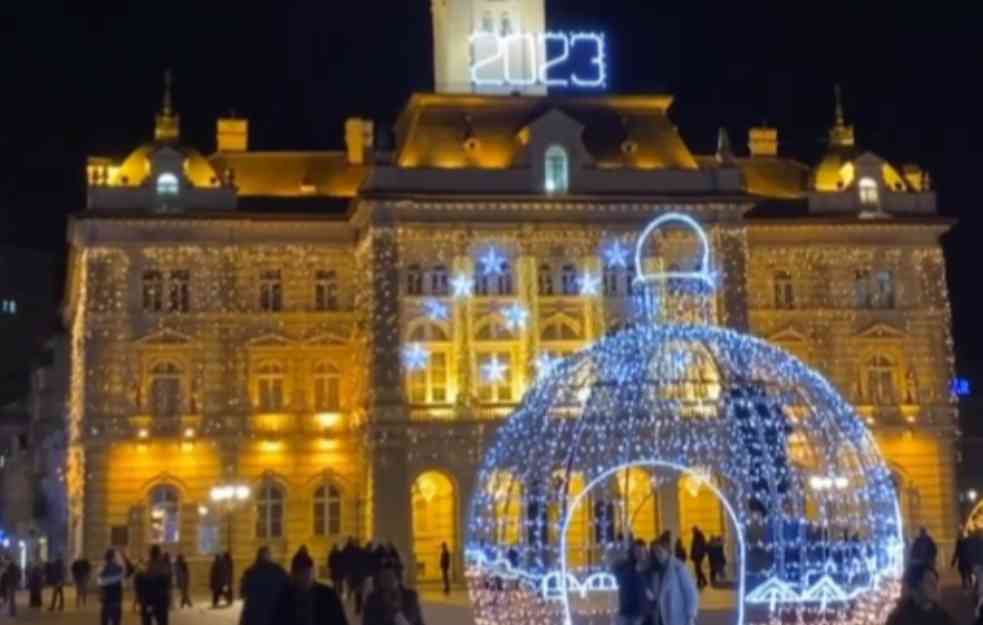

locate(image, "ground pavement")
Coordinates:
0 580 976 625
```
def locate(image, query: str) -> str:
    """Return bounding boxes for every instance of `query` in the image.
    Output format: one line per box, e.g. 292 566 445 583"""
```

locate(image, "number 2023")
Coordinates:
469 32 607 89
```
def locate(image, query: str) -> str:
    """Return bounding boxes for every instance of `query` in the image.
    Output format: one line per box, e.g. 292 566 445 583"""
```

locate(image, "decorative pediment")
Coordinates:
856 322 906 340
136 328 194 346
247 333 296 348
768 326 809 344
304 333 350 347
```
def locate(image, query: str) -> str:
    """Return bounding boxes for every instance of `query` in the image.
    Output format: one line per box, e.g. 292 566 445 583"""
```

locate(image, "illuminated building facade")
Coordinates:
65 33 957 591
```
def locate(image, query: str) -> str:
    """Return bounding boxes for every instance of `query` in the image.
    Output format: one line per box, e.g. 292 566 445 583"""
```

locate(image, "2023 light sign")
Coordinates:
469 31 607 90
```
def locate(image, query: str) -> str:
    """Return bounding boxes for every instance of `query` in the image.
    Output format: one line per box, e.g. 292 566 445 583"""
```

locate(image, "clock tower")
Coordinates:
432 0 547 95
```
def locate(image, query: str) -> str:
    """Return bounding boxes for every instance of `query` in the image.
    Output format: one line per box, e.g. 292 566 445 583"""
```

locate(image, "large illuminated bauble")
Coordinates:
464 218 903 625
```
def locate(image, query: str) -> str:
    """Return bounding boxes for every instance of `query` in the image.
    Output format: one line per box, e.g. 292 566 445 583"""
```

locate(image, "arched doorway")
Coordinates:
560 461 746 625
966 499 983 533
411 471 456 584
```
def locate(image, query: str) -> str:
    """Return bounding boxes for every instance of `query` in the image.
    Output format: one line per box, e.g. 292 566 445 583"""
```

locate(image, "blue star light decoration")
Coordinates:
451 273 473 298
423 298 449 321
578 273 600 296
401 343 431 371
501 303 529 331
603 240 630 268
479 247 507 275
481 355 509 383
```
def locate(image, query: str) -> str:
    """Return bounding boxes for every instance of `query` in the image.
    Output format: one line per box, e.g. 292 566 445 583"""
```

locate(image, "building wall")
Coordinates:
66 211 959 584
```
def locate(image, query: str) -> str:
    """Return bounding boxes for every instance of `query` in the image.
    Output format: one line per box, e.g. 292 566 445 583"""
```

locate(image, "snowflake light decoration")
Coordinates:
502 303 529 331
479 247 507 276
534 353 563 381
603 239 630 268
451 273 473 297
577 273 600 296
401 343 430 371
481 355 509 383
465 214 903 625
423 298 449 321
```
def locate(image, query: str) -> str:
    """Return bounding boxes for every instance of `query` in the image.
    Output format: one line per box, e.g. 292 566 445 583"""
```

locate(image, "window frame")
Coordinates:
148 484 181 545
544 145 570 194
259 270 283 313
314 270 338 312
256 361 287 413
312 362 341 412
313 483 343 537
255 480 285 540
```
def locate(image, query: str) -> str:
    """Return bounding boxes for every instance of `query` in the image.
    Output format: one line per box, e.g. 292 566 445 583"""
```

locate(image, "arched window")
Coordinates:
407 265 424 296
149 362 183 418
313 362 340 412
544 145 569 194
156 173 179 196
859 177 879 205
409 321 449 343
774 271 795 309
148 484 180 544
541 317 580 341
538 264 554 296
256 362 286 412
313 483 342 537
864 354 898 405
474 316 515 341
256 481 284 539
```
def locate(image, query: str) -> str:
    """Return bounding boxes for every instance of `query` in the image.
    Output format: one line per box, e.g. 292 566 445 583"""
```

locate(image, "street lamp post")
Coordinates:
209 482 251 596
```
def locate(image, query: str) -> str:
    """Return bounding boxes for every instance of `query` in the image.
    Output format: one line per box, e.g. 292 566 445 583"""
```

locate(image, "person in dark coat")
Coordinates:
909 527 938 567
240 546 288 625
28 562 44 607
274 547 349 625
952 530 974 590
362 566 426 625
72 556 92 607
386 542 403 583
690 526 708 590
351 543 369 614
175 554 191 608
223 552 235 604
328 544 344 594
885 564 955 625
210 554 224 607
707 536 727 586
342 539 358 602
136 546 171 625
3 561 21 616
98 549 125 625
439 543 451 595
47 556 66 611
674 538 687 563
613 540 649 625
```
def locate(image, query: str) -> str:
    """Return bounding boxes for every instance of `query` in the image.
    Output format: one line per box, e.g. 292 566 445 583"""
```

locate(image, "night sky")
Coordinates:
3 3 982 428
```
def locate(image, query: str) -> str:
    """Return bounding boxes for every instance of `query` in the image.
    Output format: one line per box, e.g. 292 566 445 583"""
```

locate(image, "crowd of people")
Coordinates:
0 538 421 625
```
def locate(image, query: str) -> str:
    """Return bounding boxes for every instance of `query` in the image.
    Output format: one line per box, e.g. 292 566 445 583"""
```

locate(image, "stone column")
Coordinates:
366 210 404 420
659 477 681 540
370 433 413 583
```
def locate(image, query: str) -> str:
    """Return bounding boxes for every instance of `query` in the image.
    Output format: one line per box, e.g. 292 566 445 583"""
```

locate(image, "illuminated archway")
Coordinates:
412 471 456 583
966 499 983 533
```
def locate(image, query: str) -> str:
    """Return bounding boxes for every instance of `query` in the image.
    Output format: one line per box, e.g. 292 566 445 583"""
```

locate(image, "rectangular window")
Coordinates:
407 352 448 404
260 270 283 312
315 270 338 312
561 265 579 296
477 352 512 403
314 376 340 411
168 270 190 313
259 378 285 412
142 271 164 313
430 266 449 296
328 500 341 535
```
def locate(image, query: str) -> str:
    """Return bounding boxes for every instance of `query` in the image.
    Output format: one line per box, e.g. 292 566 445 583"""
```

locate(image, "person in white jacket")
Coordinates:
647 532 700 625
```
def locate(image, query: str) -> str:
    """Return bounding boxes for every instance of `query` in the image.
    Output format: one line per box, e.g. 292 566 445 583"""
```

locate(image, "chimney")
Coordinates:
345 118 374 165
217 115 248 152
748 127 778 158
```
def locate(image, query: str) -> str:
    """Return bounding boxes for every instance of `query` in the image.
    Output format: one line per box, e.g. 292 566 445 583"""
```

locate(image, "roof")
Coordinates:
695 155 810 199
108 142 220 188
393 93 698 170
209 151 368 197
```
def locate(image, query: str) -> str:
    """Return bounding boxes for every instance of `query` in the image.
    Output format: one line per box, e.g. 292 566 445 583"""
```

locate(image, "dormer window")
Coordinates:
156 172 179 196
858 177 879 205
545 145 569 194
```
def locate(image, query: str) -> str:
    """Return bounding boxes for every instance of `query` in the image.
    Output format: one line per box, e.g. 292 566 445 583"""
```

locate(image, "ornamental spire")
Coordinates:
828 83 854 148
154 68 180 143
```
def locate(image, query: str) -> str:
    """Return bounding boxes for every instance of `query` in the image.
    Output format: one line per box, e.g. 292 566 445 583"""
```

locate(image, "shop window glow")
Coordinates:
464 213 903 625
